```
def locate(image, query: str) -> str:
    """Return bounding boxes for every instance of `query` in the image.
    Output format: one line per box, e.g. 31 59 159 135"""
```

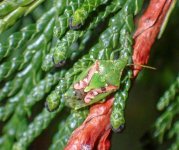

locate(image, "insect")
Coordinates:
64 58 128 110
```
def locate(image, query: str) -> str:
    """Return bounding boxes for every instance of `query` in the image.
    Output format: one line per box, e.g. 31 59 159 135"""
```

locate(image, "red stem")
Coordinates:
132 0 173 77
64 97 114 150
64 0 173 149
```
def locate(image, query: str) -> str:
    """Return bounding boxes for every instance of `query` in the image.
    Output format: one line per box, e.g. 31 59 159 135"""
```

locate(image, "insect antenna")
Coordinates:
127 63 157 70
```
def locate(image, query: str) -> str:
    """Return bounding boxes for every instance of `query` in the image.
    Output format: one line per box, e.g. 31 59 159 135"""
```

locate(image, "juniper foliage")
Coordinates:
0 0 178 150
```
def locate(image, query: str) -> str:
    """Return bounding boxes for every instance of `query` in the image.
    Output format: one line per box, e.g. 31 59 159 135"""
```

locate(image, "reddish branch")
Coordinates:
65 0 173 149
65 97 113 150
133 0 173 77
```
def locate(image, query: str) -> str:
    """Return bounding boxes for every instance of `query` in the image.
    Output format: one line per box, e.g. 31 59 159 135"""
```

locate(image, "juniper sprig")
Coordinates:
49 109 89 150
0 0 176 149
13 106 63 150
0 0 46 33
154 74 179 148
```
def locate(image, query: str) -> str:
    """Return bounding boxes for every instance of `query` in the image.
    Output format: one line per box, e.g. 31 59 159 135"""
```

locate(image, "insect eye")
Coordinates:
112 124 125 133
74 89 85 100
74 90 79 97
101 87 106 92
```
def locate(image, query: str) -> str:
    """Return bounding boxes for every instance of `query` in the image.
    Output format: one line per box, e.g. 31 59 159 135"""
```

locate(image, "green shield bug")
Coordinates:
64 58 128 110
